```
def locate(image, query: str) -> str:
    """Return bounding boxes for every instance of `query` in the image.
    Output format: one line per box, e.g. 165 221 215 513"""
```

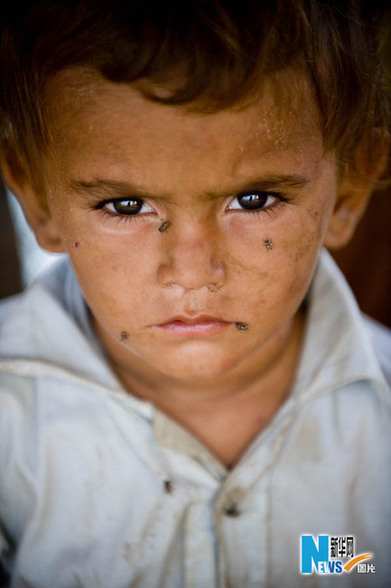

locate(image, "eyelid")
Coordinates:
227 191 283 211
94 196 156 215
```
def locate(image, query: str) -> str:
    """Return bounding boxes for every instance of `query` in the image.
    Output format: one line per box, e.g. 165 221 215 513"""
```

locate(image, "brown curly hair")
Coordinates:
0 0 389 171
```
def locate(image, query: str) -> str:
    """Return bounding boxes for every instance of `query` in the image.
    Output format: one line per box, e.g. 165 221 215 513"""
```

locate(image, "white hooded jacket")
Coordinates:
0 250 390 588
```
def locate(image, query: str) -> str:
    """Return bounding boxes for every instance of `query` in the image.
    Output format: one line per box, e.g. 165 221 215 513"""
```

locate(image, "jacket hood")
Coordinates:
0 260 119 391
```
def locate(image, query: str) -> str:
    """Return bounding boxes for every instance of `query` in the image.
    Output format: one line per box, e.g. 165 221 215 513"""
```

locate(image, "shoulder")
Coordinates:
0 293 20 327
297 250 390 398
0 258 98 368
0 372 39 527
0 258 69 327
363 315 391 386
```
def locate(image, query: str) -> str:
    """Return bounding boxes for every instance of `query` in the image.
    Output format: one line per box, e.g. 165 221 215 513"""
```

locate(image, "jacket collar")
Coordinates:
292 249 388 400
0 260 119 390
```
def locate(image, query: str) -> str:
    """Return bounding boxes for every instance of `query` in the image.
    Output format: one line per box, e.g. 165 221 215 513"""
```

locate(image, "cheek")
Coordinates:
225 207 327 318
59 218 156 316
283 202 331 268
55 205 148 271
274 204 332 305
227 207 323 276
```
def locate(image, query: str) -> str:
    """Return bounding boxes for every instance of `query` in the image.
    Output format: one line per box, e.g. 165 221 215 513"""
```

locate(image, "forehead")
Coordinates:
43 67 325 190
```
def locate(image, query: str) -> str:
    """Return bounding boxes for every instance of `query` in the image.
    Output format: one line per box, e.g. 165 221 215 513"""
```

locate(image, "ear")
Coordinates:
1 148 65 253
324 129 389 249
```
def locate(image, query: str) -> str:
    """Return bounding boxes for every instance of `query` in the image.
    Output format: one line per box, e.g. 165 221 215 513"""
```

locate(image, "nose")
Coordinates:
156 217 226 291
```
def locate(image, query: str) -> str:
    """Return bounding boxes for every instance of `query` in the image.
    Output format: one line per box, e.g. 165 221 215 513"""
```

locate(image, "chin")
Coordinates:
152 347 241 382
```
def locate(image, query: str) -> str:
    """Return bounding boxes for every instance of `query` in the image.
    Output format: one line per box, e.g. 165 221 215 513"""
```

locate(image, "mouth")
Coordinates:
155 315 232 337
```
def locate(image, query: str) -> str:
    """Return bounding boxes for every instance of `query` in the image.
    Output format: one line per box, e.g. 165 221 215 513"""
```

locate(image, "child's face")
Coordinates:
29 70 341 383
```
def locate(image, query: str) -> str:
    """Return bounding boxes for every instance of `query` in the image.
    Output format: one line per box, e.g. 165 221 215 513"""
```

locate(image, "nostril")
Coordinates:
156 231 226 291
157 260 226 291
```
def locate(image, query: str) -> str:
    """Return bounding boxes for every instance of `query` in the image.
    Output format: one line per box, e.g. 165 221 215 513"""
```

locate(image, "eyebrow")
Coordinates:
234 174 311 192
68 173 311 199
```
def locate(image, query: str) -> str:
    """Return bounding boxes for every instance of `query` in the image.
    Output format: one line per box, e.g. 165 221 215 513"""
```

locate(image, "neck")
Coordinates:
106 311 304 467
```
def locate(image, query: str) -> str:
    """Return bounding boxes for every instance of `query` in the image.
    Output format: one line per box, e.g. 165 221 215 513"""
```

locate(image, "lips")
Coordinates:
155 315 231 337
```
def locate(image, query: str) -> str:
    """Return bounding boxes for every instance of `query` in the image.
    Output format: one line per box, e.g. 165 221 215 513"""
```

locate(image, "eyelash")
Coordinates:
226 191 288 215
93 197 156 224
92 191 288 224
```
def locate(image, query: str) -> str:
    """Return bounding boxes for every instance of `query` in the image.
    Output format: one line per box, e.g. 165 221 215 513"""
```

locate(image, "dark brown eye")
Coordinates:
103 198 155 215
109 199 143 214
238 193 270 209
228 192 278 211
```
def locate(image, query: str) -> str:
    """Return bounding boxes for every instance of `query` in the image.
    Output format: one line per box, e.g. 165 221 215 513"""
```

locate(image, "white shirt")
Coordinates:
0 250 390 588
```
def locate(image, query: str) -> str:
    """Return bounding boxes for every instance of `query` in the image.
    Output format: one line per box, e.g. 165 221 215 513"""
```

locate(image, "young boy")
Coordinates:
0 1 390 586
